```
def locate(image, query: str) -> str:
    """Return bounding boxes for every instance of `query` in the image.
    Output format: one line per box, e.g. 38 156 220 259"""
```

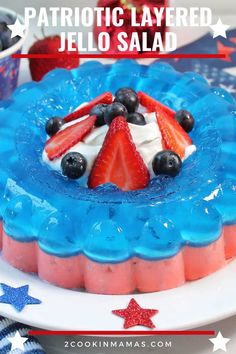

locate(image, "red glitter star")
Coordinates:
216 41 236 62
112 298 158 329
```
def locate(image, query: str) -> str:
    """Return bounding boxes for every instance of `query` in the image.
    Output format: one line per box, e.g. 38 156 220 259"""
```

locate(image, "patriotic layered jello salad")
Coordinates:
0 60 236 295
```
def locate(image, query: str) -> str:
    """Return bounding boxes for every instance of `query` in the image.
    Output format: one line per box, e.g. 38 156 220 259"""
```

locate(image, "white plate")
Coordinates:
0 256 236 331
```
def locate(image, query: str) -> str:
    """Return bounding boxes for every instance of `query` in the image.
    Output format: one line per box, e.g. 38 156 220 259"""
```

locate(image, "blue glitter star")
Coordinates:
0 284 41 312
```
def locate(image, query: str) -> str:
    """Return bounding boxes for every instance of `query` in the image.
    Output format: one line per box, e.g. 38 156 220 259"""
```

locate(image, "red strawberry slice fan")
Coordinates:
44 90 193 191
94 0 168 54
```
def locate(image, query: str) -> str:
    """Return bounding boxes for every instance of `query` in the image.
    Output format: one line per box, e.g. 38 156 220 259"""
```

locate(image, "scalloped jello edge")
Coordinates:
0 223 235 295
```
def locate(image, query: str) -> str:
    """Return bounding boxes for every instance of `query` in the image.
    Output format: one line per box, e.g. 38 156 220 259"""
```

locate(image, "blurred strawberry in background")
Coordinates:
94 0 168 54
28 35 79 81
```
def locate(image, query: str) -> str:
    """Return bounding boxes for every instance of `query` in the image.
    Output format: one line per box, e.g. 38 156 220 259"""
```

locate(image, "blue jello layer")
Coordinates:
0 60 236 262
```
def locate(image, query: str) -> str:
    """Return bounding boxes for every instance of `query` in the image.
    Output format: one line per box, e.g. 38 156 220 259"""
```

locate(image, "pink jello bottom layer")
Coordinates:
0 223 236 294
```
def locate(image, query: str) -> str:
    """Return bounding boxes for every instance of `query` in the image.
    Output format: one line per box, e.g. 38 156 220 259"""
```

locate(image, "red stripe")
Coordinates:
28 330 215 336
12 53 225 59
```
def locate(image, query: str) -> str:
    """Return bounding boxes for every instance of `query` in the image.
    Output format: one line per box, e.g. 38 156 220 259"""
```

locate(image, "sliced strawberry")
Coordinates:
64 92 113 123
138 91 175 118
88 117 150 191
156 111 192 159
45 115 96 160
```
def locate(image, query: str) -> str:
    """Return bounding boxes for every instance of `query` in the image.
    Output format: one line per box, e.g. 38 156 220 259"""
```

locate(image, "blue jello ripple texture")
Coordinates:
0 60 236 262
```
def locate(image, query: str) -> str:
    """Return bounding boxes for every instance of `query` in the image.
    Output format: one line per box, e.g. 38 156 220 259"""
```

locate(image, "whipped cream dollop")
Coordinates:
43 106 196 184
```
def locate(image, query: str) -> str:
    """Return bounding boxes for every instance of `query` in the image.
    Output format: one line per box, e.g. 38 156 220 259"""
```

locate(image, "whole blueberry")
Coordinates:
115 89 139 113
45 117 64 136
115 87 136 96
104 102 128 125
127 112 146 125
61 152 87 179
90 103 108 127
152 150 182 177
175 109 194 133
